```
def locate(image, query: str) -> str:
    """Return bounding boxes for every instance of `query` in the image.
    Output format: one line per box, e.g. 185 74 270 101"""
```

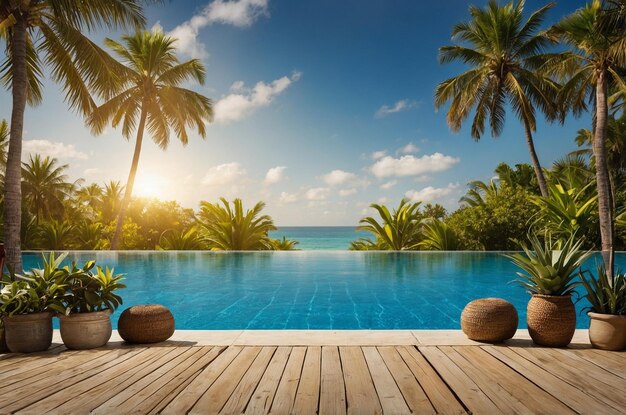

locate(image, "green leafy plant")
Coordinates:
580 265 626 315
0 253 69 316
418 218 460 251
271 237 300 251
356 199 422 251
62 261 126 314
507 234 592 296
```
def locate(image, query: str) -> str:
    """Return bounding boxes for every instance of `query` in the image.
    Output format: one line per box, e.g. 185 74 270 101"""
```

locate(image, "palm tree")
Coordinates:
0 119 8 171
35 220 75 250
271 236 300 251
1 1 145 271
547 0 626 276
418 218 461 250
460 179 500 207
100 181 124 224
86 30 213 250
21 155 75 224
157 227 207 250
435 0 559 198
197 198 276 251
356 199 422 250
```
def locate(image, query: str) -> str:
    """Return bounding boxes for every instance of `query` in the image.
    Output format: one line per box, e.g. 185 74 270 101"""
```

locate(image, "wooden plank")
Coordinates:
0 348 143 413
438 346 533 414
245 347 292 415
587 349 626 372
90 346 210 414
139 347 226 415
419 346 499 414
362 347 411 415
513 347 626 411
189 346 262 414
339 346 382 415
162 346 244 415
269 347 306 415
396 346 465 415
319 346 346 415
377 347 435 415
220 347 277 415
570 349 626 379
455 347 574 414
483 346 622 415
18 347 188 415
291 346 321 415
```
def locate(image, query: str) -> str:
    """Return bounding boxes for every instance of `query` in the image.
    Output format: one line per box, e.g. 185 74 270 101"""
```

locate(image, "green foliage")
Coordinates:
35 220 76 250
197 198 277 251
421 203 447 220
270 237 300 251
531 182 598 242
356 199 422 250
61 261 125 314
447 183 538 250
0 252 69 316
157 227 207 250
418 218 460 251
507 234 592 296
580 265 626 315
349 237 389 251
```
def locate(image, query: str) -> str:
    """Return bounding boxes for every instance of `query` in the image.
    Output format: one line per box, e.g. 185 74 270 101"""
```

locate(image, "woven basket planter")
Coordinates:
461 298 518 342
118 304 175 344
527 294 575 347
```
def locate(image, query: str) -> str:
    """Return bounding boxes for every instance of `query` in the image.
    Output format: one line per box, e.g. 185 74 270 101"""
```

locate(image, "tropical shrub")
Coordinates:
580 265 626 315
197 198 277 250
418 218 460 251
349 237 389 251
271 237 300 251
157 228 207 250
507 234 592 296
356 199 422 250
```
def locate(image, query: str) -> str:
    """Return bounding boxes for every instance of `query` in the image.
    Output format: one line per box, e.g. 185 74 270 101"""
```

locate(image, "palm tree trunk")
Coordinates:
110 106 147 250
594 69 614 279
522 119 549 197
3 15 29 273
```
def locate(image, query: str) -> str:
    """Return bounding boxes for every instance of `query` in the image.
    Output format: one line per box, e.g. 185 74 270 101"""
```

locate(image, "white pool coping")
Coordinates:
52 329 591 347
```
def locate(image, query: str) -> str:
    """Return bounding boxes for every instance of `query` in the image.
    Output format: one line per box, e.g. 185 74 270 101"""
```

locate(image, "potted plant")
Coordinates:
507 234 592 347
0 253 68 353
58 261 125 350
580 265 626 350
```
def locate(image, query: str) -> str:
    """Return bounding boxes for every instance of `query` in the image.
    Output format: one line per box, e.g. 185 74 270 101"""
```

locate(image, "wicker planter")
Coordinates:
527 294 575 347
461 298 518 342
3 312 53 353
59 309 112 350
118 304 175 344
588 312 626 351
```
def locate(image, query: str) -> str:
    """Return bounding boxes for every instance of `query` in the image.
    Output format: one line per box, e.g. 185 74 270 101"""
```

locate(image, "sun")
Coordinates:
134 175 165 199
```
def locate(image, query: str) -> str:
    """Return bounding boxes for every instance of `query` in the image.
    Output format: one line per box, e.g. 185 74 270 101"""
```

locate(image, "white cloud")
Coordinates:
322 169 356 186
405 183 460 203
370 153 460 178
371 150 387 160
398 143 419 155
339 188 357 197
264 166 287 185
380 180 397 190
201 162 246 186
22 140 88 160
213 72 301 124
168 0 269 59
279 191 298 204
305 187 329 201
375 99 417 118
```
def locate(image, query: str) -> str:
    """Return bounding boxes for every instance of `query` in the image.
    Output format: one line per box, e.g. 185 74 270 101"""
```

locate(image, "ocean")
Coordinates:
269 227 367 250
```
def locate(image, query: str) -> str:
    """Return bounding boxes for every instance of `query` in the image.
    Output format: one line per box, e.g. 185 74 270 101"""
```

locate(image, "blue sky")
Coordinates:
1 0 591 225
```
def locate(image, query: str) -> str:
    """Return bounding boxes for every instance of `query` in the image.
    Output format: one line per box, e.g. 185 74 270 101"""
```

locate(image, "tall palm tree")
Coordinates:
86 30 213 250
100 181 124 224
197 198 276 251
21 155 75 224
435 0 559 197
460 179 500 207
547 0 626 276
0 1 145 271
357 199 422 250
0 119 8 171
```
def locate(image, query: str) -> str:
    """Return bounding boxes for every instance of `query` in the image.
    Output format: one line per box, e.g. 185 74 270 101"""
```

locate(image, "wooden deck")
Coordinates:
1 340 625 415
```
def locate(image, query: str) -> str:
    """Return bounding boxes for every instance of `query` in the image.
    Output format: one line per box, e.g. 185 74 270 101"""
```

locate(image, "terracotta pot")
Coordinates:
59 309 112 350
527 294 576 347
3 312 53 353
588 312 626 351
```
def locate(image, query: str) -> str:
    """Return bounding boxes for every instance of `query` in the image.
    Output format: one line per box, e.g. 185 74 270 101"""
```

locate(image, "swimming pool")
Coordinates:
23 251 626 330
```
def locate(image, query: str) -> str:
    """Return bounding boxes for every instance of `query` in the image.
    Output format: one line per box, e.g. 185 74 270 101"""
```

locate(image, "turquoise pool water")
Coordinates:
23 251 626 330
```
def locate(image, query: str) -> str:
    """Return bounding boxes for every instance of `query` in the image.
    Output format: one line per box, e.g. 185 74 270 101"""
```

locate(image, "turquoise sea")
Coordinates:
269 227 367 250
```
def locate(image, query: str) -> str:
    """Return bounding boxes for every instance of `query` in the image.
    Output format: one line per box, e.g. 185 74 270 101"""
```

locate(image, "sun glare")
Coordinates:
134 175 165 199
